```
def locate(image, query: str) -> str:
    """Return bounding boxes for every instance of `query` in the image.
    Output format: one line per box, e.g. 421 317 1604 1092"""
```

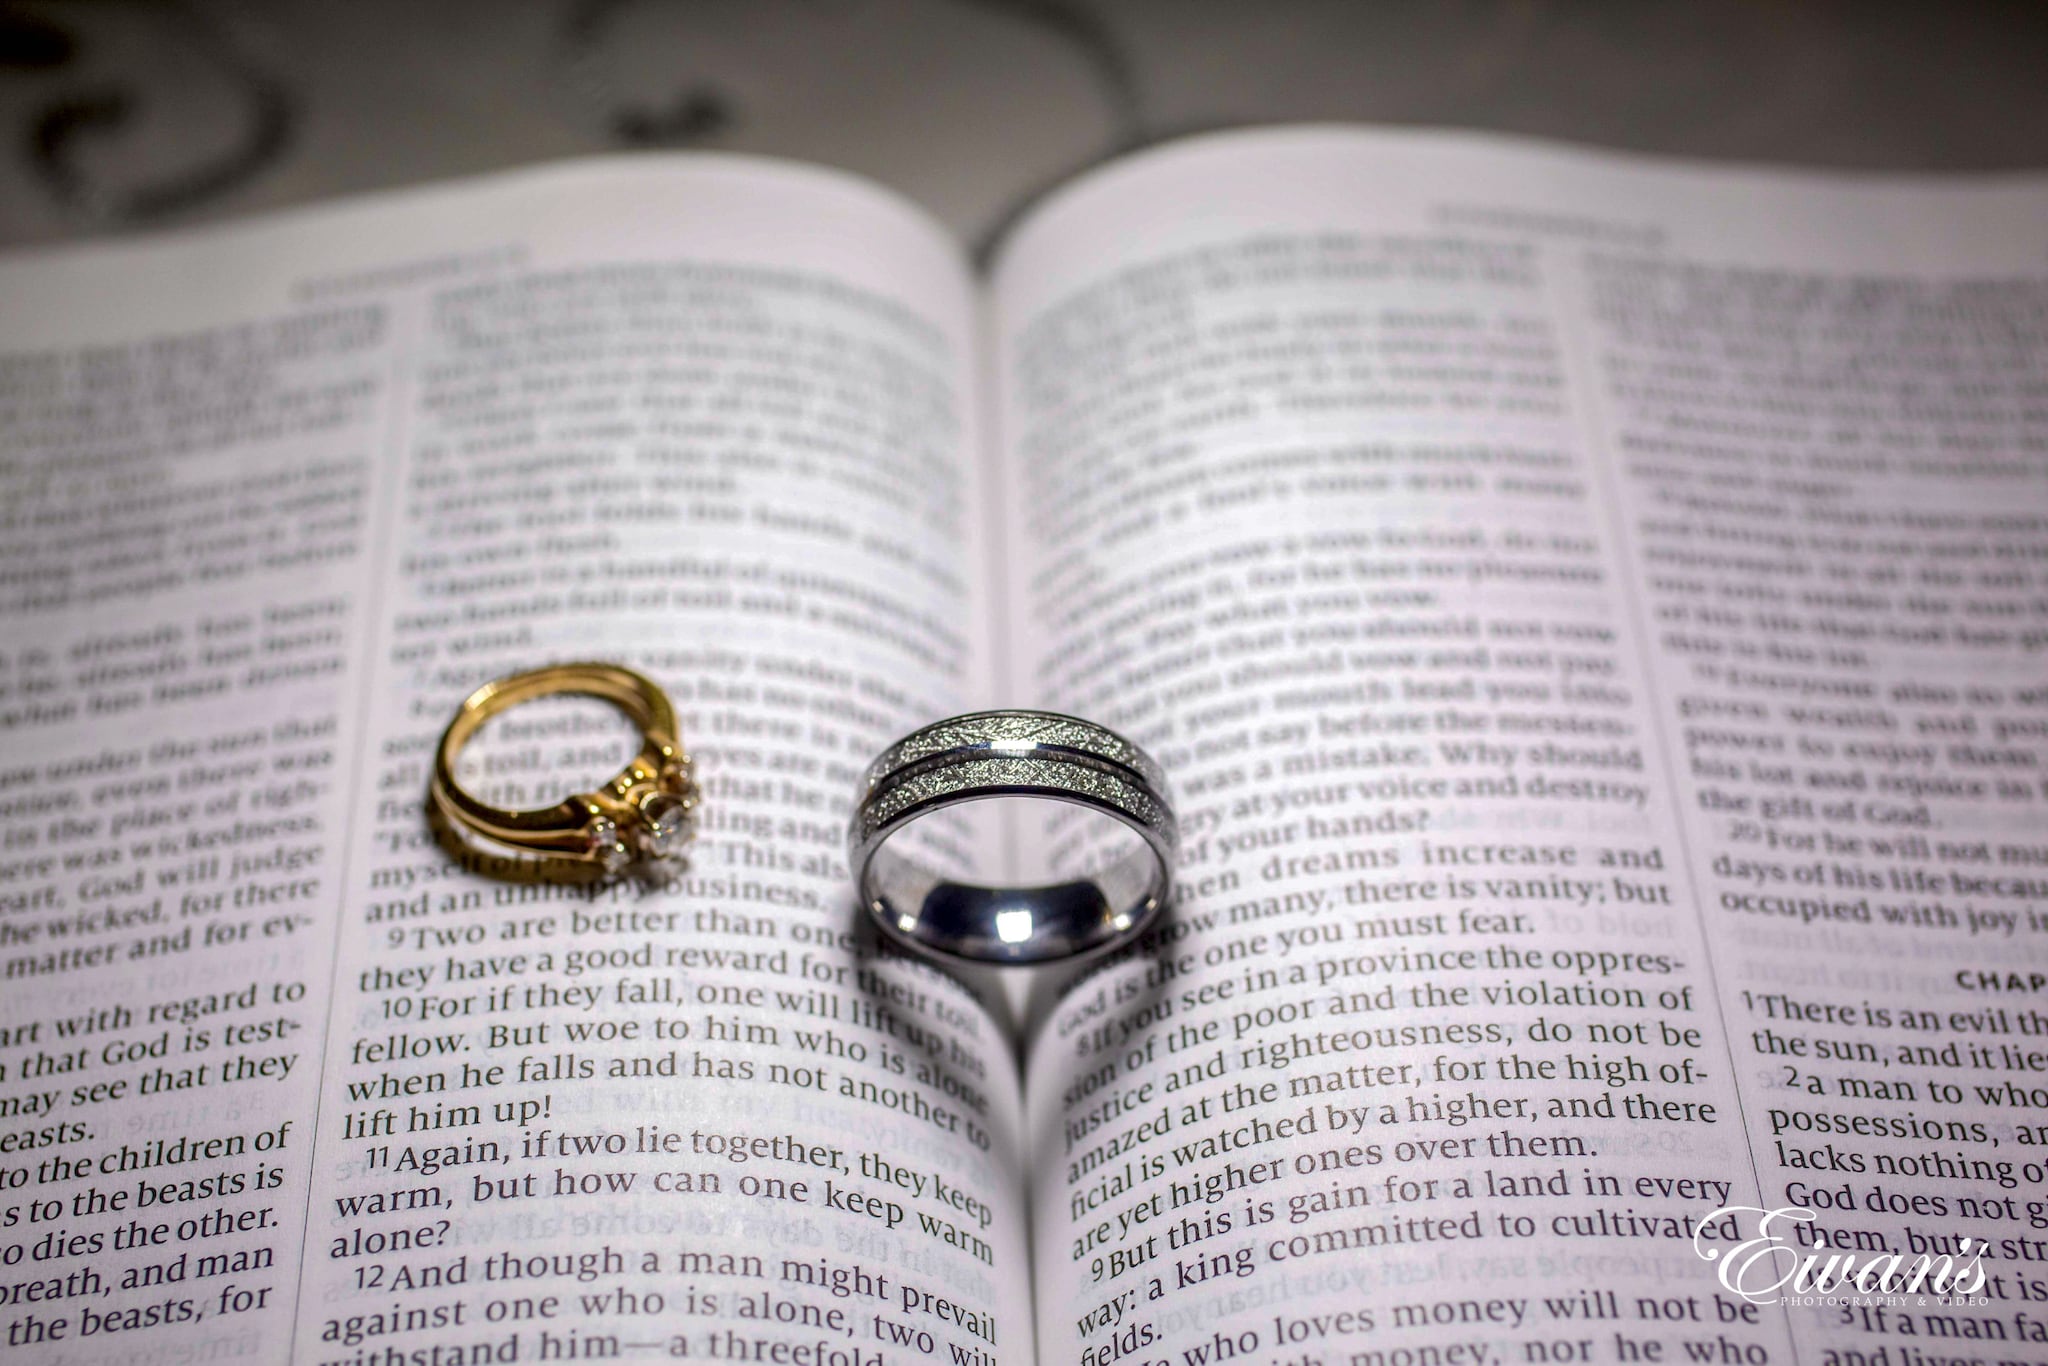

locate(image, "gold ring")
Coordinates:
429 662 696 876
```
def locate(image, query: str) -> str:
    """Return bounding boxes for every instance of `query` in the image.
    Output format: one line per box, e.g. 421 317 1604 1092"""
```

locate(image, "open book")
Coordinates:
2 126 2046 1366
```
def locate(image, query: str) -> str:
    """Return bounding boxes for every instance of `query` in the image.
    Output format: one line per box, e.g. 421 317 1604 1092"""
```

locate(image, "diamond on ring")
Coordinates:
634 789 695 861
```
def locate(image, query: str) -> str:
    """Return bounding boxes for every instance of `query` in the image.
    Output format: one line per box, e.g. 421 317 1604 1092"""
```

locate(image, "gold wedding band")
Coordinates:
430 662 697 875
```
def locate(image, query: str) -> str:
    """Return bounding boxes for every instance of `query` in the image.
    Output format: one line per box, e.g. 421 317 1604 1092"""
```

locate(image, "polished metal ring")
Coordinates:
848 710 1175 964
430 662 696 876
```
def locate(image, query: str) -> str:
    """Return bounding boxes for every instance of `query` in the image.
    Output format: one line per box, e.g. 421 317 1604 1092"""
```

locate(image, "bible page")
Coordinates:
0 157 1027 1365
992 128 2048 1366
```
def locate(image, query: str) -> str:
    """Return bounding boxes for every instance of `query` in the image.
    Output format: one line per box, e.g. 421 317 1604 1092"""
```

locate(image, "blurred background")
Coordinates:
3 0 2047 256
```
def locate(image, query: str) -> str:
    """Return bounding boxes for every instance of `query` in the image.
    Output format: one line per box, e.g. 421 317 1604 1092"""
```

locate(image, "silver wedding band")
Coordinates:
848 711 1177 964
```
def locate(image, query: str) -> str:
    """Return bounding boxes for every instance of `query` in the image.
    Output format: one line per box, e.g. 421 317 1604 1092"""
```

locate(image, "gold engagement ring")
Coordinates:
430 662 696 875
